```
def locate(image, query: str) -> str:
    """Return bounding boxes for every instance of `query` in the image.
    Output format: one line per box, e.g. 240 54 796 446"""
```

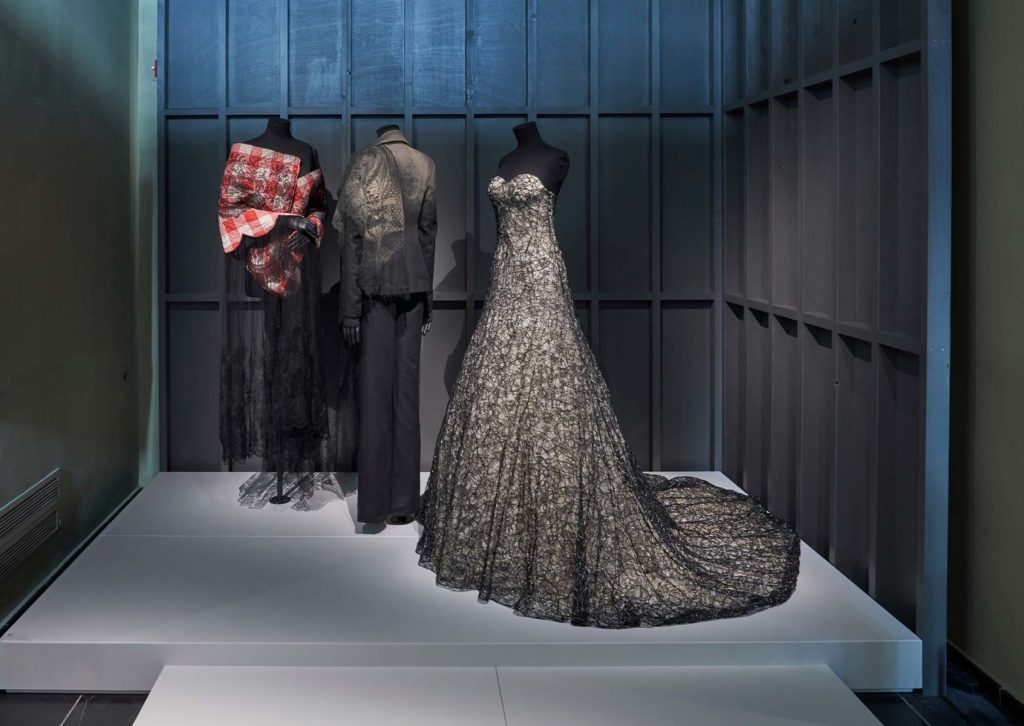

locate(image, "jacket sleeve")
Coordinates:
334 157 363 321
418 158 438 321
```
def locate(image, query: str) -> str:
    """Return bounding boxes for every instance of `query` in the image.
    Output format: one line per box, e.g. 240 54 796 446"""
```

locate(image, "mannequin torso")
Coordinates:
497 122 569 196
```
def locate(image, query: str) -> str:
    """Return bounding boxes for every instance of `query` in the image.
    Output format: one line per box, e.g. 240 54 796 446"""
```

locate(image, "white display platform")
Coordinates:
134 664 881 726
0 472 921 693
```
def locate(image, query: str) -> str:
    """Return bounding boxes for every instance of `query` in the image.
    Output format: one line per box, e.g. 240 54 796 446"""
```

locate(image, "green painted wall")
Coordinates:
133 0 159 486
0 0 139 619
950 0 1024 705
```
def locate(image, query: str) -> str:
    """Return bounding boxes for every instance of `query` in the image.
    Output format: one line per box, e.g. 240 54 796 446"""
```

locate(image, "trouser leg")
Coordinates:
357 299 395 523
389 295 424 518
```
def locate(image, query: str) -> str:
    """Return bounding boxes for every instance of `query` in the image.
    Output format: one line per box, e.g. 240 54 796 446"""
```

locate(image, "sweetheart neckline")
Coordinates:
489 172 556 197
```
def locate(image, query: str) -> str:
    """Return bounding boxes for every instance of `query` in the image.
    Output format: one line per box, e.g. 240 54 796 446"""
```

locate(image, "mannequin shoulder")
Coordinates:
542 143 569 166
291 137 315 156
550 147 570 181
497 148 517 168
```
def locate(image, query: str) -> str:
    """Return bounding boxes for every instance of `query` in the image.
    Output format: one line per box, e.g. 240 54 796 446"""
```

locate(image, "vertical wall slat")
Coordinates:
157 0 168 468
280 0 288 118
403 0 412 132
651 0 662 469
920 0 952 696
465 0 476 346
588 0 600 351
712 0 725 468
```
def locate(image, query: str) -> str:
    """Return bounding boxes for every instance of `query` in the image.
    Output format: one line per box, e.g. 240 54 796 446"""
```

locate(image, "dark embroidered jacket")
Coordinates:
218 142 327 297
333 129 437 320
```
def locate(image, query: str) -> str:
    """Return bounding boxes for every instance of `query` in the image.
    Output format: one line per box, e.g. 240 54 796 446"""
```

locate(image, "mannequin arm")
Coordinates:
418 160 438 324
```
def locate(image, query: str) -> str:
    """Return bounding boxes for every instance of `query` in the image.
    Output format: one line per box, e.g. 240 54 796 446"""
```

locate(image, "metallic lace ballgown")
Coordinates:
416 172 800 628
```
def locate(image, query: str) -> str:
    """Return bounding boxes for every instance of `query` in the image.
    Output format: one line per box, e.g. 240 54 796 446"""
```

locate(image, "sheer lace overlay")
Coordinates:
416 173 800 628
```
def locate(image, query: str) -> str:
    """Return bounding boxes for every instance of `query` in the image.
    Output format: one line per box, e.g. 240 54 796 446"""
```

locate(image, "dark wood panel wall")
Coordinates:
158 0 718 472
720 0 943 666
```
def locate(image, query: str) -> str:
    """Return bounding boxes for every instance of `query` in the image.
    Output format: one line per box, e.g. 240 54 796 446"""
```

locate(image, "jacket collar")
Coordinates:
375 128 409 146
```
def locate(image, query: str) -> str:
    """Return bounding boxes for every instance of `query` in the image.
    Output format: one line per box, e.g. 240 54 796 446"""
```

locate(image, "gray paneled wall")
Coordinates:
721 0 929 633
159 0 718 472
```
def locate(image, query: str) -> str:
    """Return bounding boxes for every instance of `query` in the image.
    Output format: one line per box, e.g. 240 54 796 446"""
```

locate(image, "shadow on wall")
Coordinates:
0 0 138 621
948 0 974 663
436 238 469 398
0 1 132 127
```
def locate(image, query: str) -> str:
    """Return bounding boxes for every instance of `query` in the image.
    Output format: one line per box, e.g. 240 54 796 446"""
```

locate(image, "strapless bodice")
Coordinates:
487 173 557 255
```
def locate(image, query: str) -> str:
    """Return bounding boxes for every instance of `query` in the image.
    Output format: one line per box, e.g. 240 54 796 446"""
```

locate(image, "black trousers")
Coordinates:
357 295 424 523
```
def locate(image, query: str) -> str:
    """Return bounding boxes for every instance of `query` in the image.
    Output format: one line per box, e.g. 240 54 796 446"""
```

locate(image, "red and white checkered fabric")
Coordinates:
216 142 327 296
217 142 325 254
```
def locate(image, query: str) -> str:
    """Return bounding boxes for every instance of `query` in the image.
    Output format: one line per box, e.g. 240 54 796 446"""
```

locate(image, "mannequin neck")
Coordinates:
513 122 543 148
245 116 313 173
499 121 569 196
264 116 292 139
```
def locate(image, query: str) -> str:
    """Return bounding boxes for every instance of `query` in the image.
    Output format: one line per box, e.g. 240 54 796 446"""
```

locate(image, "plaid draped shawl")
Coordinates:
217 142 327 296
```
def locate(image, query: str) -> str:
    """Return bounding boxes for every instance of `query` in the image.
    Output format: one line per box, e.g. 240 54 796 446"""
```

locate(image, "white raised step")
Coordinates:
0 472 920 692
134 664 881 726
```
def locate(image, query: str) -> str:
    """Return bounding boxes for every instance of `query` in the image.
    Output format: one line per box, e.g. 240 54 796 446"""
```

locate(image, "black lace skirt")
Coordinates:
219 241 329 472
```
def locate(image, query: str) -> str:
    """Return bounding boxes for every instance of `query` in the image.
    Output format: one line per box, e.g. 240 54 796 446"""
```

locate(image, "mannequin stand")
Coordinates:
268 424 291 504
268 429 290 503
268 472 290 505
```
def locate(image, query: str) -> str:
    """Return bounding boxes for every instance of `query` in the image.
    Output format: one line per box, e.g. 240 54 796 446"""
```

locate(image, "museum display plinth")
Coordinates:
0 472 920 693
133 664 880 726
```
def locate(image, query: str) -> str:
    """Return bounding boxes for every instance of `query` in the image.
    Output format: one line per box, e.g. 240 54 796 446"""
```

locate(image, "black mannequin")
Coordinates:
244 116 319 250
497 122 570 196
235 116 323 505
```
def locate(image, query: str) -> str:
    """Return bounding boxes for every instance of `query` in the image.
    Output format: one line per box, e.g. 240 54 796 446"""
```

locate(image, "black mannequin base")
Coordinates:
269 472 290 504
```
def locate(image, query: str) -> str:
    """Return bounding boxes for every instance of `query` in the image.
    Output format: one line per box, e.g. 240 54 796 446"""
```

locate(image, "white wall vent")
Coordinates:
0 468 61 578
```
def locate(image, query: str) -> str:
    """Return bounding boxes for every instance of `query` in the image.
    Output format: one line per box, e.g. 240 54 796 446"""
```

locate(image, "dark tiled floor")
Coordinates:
1 678 1018 725
61 695 147 726
860 693 937 725
0 692 80 726
858 685 1022 725
944 655 1024 725
0 692 145 726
